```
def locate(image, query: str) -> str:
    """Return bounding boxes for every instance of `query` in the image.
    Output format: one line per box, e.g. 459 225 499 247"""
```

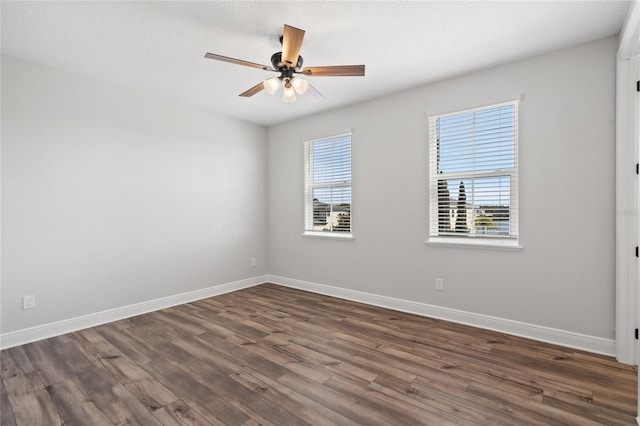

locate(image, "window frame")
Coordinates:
427 98 521 250
303 132 353 240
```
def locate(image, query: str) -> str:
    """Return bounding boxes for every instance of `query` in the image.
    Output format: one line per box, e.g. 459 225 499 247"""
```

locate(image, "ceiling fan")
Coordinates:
204 24 365 103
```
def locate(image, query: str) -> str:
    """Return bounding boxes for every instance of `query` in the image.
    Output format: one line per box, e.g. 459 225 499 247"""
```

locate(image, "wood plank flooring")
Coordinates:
1 283 637 425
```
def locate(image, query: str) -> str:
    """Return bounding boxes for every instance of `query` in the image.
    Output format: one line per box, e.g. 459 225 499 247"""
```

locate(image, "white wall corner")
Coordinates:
0 275 268 350
267 275 615 357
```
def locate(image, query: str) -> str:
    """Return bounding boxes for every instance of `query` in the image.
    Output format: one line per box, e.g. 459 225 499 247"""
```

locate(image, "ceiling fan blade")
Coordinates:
239 82 265 97
306 83 326 104
301 65 365 77
204 53 274 71
281 24 305 68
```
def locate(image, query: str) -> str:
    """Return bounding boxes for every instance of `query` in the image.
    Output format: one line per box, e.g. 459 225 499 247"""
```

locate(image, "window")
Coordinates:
304 133 352 238
428 100 519 247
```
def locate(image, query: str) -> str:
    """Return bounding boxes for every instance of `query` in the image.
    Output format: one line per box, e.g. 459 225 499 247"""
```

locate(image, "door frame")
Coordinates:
615 0 640 368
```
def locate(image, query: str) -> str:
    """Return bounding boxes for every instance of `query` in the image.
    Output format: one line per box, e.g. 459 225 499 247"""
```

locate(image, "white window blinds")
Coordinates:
428 101 518 242
304 133 352 235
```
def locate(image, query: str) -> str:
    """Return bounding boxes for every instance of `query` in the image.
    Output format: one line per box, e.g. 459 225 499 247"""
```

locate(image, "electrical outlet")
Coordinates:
435 279 444 291
23 295 36 310
251 257 257 267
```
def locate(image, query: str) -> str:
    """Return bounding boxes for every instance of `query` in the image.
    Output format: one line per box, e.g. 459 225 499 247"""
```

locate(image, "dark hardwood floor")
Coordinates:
1 283 637 425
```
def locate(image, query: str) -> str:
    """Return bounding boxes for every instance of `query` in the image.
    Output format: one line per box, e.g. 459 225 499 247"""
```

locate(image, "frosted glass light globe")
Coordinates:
282 81 296 102
263 77 280 95
292 77 309 95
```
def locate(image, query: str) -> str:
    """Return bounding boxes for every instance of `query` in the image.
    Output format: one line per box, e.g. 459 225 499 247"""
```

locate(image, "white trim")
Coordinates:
426 92 522 120
303 133 353 236
267 274 615 357
302 231 354 240
616 2 640 417
2 273 616 357
615 0 640 366
302 129 353 144
616 56 639 365
428 100 520 244
305 131 352 144
0 275 267 350
426 238 521 251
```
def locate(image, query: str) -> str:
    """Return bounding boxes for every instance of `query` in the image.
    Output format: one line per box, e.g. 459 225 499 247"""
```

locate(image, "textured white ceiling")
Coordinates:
1 1 630 126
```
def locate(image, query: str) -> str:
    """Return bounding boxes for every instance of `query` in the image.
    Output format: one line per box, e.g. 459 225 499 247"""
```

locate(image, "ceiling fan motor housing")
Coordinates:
271 52 303 74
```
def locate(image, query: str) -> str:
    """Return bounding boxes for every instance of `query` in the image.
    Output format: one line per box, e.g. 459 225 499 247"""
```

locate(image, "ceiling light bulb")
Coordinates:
292 77 309 95
263 77 280 95
283 81 296 102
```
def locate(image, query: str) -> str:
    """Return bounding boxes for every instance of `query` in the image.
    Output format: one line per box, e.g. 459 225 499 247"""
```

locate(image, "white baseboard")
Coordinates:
1 274 616 357
267 274 616 357
0 275 267 350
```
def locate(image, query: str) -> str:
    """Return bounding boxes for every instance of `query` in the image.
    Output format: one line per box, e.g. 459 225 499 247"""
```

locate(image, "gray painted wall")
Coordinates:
1 36 618 342
1 55 268 333
267 36 617 339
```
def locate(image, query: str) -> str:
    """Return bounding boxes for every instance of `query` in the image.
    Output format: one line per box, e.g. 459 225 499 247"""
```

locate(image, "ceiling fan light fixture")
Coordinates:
204 24 365 103
263 77 280 95
283 80 296 102
292 77 309 95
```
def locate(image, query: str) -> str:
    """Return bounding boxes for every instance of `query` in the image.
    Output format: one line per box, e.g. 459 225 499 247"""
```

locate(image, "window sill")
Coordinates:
426 237 522 251
302 231 354 241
